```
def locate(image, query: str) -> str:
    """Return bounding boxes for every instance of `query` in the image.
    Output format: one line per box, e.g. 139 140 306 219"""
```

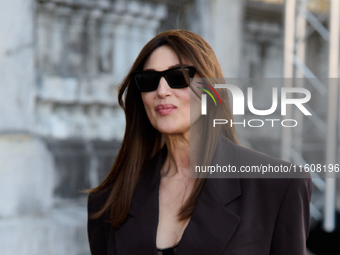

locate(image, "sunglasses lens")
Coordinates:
166 68 191 88
133 66 195 92
134 72 160 92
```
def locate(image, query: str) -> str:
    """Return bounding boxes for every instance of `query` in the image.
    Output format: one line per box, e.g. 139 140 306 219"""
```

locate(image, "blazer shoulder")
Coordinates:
221 137 311 179
235 142 290 166
240 174 312 197
218 136 290 167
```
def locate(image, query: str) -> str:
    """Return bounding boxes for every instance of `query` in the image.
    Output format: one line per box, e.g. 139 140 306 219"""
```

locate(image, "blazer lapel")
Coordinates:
177 178 241 255
177 137 242 255
114 146 166 255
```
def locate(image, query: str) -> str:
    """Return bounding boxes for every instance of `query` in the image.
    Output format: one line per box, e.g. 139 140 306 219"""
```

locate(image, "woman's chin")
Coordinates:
155 125 189 136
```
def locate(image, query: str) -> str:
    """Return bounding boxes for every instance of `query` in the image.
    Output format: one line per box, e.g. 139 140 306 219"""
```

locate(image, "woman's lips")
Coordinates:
155 104 177 116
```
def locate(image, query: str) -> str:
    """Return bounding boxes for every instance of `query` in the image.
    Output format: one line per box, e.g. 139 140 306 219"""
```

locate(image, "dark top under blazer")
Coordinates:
87 137 312 255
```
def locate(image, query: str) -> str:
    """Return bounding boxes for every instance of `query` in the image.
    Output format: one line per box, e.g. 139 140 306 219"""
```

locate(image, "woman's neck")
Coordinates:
162 132 191 178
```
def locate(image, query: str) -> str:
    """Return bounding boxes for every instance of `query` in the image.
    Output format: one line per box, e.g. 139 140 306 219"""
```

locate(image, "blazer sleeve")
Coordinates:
87 191 108 255
270 177 312 255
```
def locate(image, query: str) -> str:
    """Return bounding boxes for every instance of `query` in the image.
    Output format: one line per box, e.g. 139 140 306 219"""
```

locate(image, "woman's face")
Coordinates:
141 45 200 136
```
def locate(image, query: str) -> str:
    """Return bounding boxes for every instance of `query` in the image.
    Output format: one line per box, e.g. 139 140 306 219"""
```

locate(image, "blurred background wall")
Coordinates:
0 0 337 254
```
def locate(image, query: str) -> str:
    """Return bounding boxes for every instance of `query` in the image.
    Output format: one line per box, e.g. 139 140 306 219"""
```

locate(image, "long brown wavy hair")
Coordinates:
86 29 238 228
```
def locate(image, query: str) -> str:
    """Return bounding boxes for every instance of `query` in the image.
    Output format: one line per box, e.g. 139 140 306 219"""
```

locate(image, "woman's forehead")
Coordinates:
143 45 191 71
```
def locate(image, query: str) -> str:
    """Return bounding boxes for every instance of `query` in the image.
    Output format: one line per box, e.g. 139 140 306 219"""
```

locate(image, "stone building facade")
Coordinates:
0 0 330 254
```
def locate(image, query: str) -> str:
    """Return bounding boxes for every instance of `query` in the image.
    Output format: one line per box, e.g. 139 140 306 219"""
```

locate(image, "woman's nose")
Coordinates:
157 77 172 97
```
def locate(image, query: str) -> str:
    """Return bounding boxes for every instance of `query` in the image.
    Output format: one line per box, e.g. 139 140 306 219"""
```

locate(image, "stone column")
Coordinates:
140 3 155 45
99 14 115 73
87 9 103 77
0 0 35 131
0 0 55 220
36 2 55 74
113 16 131 79
50 6 71 76
126 1 145 65
129 16 144 65
210 0 245 78
68 9 88 77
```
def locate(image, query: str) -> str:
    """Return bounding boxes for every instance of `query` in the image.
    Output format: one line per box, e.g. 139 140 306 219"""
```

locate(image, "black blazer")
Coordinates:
88 137 312 255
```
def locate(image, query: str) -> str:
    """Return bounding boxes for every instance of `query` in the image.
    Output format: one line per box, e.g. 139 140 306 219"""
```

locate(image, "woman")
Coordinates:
87 30 312 255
